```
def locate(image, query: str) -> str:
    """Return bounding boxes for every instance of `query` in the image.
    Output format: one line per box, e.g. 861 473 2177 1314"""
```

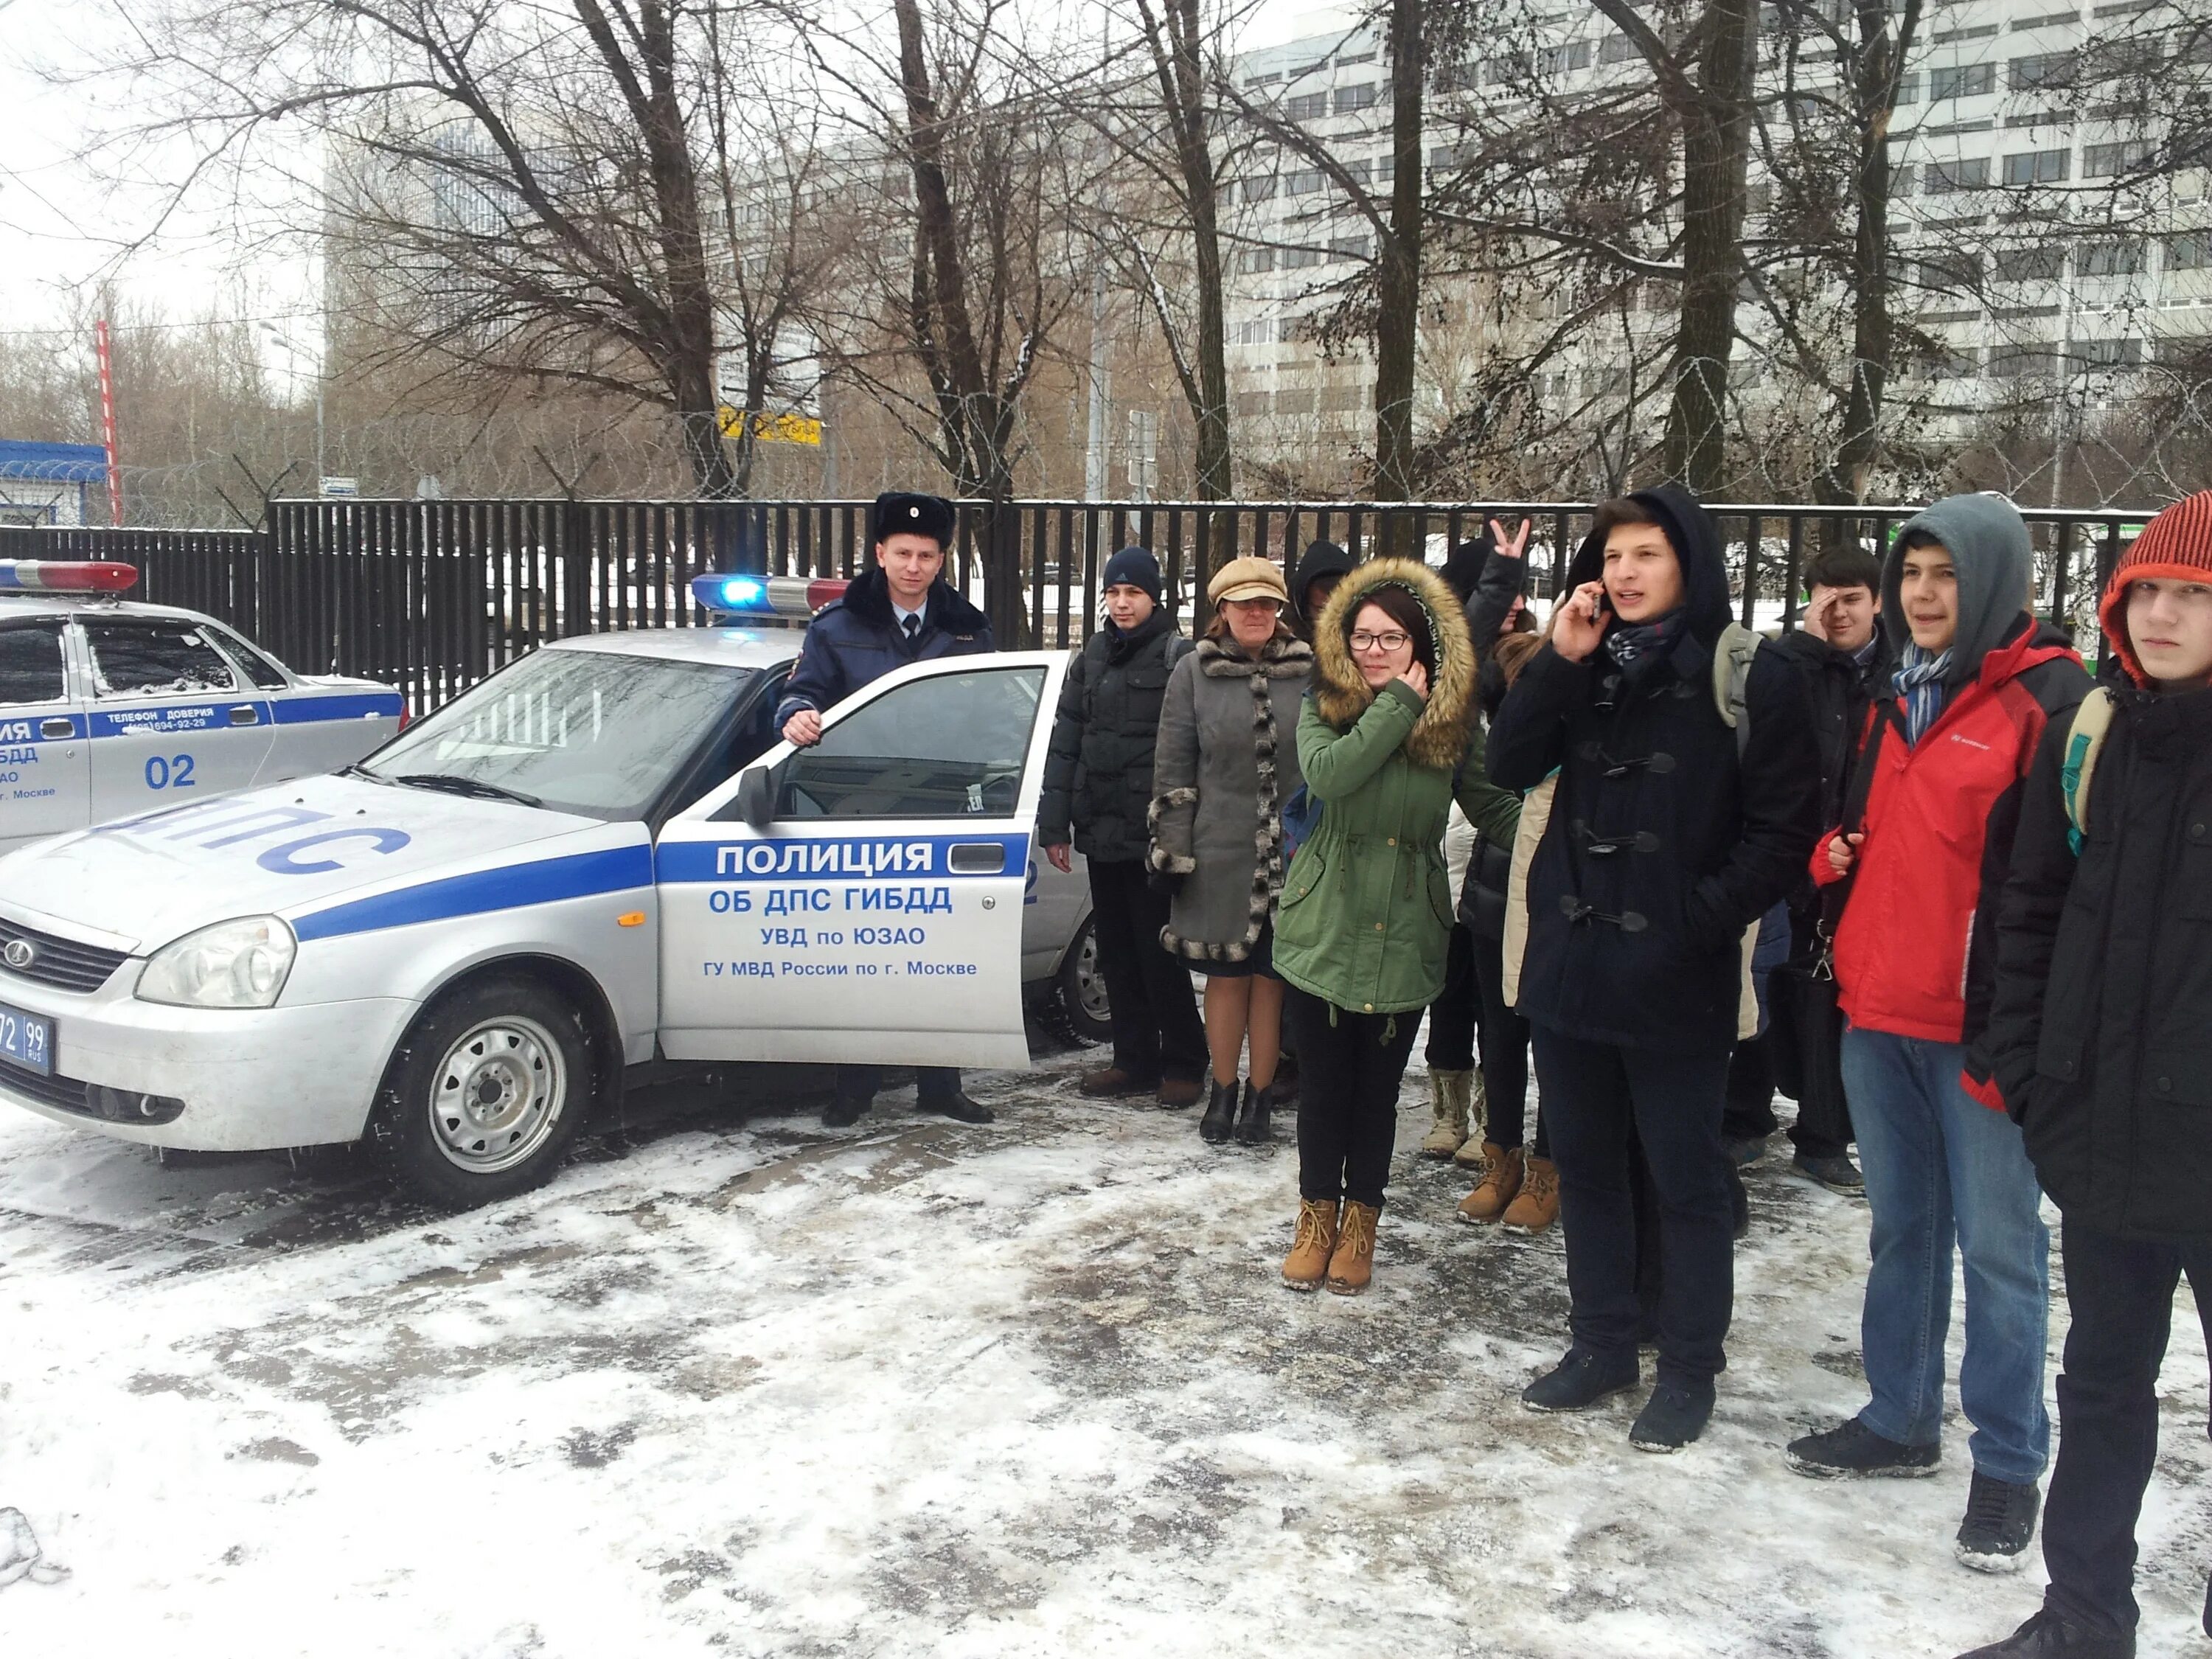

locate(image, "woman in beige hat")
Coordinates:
1147 555 1315 1147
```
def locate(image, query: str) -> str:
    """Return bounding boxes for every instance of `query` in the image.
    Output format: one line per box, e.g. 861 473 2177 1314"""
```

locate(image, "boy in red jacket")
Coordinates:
1956 495 2212 1658
1786 493 2090 1573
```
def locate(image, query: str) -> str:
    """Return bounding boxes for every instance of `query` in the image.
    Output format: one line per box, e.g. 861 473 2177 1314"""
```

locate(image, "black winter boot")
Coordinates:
1199 1078 1239 1144
1952 1608 2134 1658
1521 1349 1639 1413
1956 1471 2042 1573
1235 1079 1280 1145
1629 1380 1716 1453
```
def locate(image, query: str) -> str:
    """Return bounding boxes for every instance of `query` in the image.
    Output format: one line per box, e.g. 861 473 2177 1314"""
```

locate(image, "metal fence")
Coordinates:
0 496 2145 712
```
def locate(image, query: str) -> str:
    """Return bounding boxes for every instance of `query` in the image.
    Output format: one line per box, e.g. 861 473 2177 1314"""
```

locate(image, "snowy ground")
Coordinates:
2 1027 2208 1659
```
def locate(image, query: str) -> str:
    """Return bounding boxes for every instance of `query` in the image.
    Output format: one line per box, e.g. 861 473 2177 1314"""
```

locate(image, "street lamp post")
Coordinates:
260 323 326 490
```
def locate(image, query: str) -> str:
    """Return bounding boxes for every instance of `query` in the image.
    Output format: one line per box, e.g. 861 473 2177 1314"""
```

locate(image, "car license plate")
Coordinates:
0 1001 53 1078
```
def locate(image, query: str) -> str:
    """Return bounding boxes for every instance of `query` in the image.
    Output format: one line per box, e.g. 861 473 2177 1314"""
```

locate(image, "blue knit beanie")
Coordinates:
1102 545 1163 602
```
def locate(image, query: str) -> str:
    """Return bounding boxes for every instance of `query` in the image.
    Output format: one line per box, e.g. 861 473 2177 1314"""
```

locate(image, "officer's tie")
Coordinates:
903 614 921 645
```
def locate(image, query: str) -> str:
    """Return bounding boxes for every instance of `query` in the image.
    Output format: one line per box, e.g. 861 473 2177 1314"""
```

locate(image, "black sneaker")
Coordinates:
919 1090 995 1125
1956 1471 2041 1573
823 1096 869 1129
1630 1381 1715 1453
1953 1607 2132 1658
1522 1349 1639 1413
1786 1416 1941 1478
1792 1152 1865 1194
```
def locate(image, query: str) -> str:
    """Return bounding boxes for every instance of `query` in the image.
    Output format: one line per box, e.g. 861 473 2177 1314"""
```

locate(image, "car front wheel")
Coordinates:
1055 915 1113 1046
369 975 594 1208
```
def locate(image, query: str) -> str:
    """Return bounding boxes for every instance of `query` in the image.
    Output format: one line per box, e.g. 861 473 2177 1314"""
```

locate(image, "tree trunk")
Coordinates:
1662 0 1756 494
1373 0 1425 521
1168 0 1233 507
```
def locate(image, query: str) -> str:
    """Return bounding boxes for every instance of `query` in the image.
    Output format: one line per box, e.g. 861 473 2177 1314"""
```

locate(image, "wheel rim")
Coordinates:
1074 928 1111 1023
426 1015 568 1175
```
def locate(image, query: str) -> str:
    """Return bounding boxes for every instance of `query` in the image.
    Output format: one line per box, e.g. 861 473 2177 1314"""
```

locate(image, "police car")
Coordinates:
0 560 405 857
0 571 1107 1207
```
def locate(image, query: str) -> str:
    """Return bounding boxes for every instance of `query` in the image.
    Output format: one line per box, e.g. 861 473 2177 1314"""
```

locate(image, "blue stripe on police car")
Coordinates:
291 844 655 942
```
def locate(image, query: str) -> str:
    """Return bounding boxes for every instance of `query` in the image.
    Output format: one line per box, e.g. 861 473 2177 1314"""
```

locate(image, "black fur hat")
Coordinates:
872 491 956 549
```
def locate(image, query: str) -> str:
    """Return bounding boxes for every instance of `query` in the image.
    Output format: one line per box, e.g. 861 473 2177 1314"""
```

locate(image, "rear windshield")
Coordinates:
364 648 755 820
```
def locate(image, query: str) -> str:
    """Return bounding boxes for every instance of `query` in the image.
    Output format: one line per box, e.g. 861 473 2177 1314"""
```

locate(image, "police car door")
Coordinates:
0 616 89 853
655 651 1066 1068
80 614 276 822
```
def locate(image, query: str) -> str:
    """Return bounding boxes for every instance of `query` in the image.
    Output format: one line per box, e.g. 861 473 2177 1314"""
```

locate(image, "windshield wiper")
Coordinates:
338 762 386 783
392 773 544 810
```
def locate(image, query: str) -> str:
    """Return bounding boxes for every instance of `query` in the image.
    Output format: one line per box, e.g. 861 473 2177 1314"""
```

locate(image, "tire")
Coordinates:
367 975 594 1208
1054 914 1113 1046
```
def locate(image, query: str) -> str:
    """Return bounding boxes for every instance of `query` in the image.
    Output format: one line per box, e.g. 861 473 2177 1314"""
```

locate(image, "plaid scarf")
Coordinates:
1602 611 1688 684
1894 644 1954 745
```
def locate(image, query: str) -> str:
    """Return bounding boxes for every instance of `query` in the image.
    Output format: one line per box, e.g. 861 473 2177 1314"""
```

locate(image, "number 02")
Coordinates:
145 754 197 790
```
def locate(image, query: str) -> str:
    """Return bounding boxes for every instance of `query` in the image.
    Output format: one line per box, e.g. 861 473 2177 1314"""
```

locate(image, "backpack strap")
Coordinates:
1164 634 1195 671
2060 686 2116 855
1711 622 1760 762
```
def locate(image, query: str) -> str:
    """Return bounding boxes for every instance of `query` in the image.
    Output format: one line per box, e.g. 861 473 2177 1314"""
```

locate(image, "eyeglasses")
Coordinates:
1349 630 1411 653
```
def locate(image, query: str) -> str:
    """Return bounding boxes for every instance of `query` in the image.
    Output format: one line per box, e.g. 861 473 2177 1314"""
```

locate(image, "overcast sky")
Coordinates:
0 0 1349 368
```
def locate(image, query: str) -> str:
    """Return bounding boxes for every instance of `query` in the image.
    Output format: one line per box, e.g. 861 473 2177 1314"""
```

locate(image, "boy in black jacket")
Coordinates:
1957 493 2212 1658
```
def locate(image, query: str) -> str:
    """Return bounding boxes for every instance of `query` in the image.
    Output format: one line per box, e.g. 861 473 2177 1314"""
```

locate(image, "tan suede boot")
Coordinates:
1500 1155 1560 1234
1419 1068 1473 1158
1281 1198 1340 1291
1453 1070 1492 1166
1455 1143 1524 1224
1326 1200 1379 1295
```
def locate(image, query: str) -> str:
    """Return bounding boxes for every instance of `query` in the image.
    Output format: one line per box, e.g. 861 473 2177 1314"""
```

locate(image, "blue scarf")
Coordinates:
1895 644 1954 745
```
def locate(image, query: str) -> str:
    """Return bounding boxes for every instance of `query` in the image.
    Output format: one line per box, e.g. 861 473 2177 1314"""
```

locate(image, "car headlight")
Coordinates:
136 916 298 1009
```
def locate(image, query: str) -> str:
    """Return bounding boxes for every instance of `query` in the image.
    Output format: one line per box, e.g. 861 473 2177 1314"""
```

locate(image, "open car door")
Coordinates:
654 650 1067 1069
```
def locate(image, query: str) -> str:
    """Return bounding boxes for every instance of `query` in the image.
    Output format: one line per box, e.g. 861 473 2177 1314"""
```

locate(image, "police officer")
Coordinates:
776 490 998 1128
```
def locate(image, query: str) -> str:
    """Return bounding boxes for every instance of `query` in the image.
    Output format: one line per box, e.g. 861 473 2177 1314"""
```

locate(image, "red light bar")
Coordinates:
0 560 139 594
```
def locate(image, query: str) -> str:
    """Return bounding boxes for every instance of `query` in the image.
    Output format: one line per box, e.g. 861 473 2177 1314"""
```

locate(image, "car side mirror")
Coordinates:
736 765 776 828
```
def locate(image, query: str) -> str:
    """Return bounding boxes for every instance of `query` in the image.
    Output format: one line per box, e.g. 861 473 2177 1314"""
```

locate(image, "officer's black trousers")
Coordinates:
836 1064 960 1105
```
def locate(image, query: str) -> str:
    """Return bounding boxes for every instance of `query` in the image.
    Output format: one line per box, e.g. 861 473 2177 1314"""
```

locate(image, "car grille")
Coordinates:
0 1062 90 1114
0 917 131 993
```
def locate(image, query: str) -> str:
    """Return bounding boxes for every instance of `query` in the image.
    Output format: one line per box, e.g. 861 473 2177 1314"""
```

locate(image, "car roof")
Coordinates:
543 625 803 670
0 594 228 629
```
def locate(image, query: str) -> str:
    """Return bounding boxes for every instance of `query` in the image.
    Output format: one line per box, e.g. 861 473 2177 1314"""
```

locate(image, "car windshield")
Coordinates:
364 648 754 820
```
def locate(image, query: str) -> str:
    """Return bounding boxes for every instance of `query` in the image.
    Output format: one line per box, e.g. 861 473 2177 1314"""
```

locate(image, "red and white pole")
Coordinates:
94 318 122 526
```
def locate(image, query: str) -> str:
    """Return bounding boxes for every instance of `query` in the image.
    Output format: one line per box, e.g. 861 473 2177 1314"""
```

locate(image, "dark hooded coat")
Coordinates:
1037 607 1189 863
1486 486 1823 1054
773 563 995 726
1288 540 1357 636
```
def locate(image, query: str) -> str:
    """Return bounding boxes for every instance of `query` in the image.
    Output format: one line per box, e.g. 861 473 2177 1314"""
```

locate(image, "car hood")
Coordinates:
0 772 617 953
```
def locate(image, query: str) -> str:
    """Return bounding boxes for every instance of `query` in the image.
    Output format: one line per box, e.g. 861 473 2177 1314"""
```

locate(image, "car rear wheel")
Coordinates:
1054 914 1113 1046
369 975 594 1208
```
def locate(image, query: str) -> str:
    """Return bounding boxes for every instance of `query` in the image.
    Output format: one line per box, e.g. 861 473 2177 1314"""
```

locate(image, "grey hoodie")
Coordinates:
1882 493 2036 686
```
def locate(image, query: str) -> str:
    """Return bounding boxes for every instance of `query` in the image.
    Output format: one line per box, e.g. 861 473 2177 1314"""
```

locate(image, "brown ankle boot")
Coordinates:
1326 1200 1379 1295
1455 1144 1523 1224
1281 1198 1339 1291
1500 1155 1559 1233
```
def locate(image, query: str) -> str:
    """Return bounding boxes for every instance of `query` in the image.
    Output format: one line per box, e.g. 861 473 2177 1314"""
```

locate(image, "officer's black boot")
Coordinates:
823 1092 869 1130
1234 1079 1274 1145
1199 1077 1239 1144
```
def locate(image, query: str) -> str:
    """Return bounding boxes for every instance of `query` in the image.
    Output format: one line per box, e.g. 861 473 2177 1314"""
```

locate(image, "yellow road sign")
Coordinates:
717 405 823 445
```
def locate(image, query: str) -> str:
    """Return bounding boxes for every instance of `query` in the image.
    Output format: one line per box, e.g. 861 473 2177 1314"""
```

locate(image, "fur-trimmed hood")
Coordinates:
1195 629 1313 678
1308 557 1477 771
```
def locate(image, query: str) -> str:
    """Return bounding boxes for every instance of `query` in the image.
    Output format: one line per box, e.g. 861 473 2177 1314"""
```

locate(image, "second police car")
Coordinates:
0 560 405 856
0 571 1107 1206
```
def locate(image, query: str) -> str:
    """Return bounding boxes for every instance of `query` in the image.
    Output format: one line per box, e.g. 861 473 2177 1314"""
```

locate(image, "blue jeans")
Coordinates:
1840 1026 2051 1484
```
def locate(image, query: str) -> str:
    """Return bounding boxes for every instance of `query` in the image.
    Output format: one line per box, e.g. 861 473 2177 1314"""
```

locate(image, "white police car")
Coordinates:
0 560 405 856
0 573 1105 1206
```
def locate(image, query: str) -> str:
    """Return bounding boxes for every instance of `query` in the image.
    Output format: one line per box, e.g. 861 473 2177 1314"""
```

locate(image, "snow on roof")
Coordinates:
0 439 109 481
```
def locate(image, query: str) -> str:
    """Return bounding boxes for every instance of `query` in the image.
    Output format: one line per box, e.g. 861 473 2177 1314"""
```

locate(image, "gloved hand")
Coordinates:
1147 866 1185 898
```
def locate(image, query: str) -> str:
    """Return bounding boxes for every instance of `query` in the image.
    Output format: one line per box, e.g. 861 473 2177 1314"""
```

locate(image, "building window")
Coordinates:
1234 390 1271 415
1334 82 1378 114
1924 156 1992 192
1543 41 1593 74
1927 347 1983 379
2079 239 2146 276
1234 317 1278 344
1242 175 1278 204
1281 245 1326 269
2072 337 2143 368
2003 147 2070 184
1988 344 2061 378
1931 63 1997 99
2167 232 2212 270
1328 234 1373 261
2082 140 2151 178
1318 383 1362 412
1994 245 2067 280
1244 72 1281 88
1601 32 1638 63
1484 52 1531 85
2009 51 2073 89
1895 72 1921 105
1286 91 1328 120
1918 251 1987 289
1234 249 1276 275
1284 169 1324 195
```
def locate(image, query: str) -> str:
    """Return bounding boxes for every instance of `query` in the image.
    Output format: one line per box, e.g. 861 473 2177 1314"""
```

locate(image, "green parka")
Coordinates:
1273 557 1520 1015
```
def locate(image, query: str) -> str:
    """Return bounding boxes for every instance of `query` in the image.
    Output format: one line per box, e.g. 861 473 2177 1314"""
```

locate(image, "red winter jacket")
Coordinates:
1813 621 2089 1046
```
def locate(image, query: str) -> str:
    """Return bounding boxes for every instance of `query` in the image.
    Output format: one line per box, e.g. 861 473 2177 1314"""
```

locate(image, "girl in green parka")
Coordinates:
1274 557 1523 1294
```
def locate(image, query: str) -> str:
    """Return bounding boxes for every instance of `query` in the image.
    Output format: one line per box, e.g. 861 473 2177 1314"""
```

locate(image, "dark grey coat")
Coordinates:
1147 630 1314 961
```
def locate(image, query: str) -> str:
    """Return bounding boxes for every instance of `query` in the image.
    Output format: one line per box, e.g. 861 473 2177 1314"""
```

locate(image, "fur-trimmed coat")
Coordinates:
1273 557 1509 1014
1146 627 1313 962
